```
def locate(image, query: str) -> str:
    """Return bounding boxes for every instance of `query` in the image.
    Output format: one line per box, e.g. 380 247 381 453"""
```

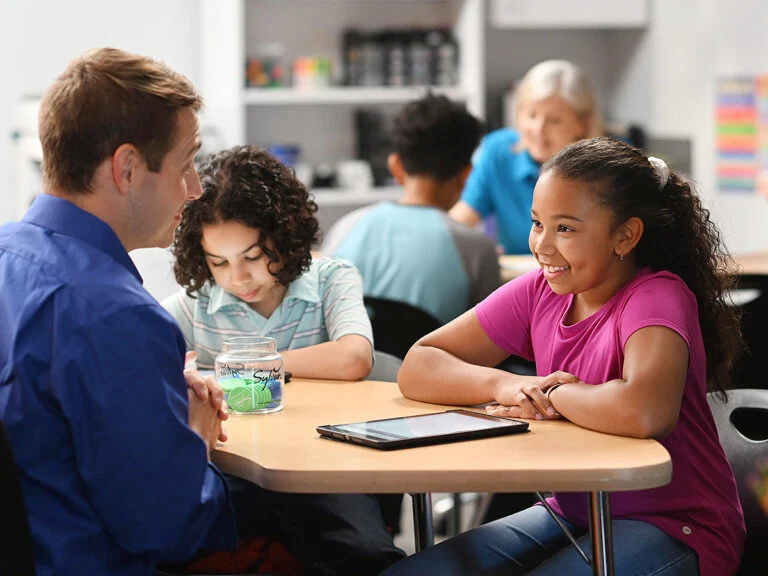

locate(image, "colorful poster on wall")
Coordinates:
756 75 768 197
716 77 757 193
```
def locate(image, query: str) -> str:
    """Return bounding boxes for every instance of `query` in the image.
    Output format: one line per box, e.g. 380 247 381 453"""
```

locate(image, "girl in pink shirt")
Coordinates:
383 137 745 576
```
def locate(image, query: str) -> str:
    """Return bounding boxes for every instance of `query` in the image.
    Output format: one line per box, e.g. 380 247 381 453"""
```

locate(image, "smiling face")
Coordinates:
131 108 202 249
517 95 588 164
529 171 639 313
201 220 287 317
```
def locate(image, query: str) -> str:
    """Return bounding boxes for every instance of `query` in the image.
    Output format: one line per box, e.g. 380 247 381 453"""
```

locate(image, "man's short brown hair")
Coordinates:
38 47 203 194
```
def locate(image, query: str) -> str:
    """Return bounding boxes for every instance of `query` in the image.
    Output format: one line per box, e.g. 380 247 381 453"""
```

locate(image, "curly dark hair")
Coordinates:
391 93 484 182
172 145 320 296
542 137 742 397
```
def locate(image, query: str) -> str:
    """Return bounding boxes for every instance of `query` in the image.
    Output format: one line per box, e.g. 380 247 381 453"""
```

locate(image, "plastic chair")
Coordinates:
368 350 403 383
0 418 35 575
363 297 441 360
708 389 768 576
729 274 768 390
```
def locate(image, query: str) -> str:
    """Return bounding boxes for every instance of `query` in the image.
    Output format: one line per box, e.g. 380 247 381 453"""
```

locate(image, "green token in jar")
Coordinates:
227 383 272 412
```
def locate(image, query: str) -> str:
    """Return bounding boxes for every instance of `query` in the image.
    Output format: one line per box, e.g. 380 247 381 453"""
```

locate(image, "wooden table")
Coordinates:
213 378 671 575
733 251 768 276
500 251 768 284
499 254 538 283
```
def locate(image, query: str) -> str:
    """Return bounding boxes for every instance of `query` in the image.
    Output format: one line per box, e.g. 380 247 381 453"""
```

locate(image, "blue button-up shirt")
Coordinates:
0 194 237 576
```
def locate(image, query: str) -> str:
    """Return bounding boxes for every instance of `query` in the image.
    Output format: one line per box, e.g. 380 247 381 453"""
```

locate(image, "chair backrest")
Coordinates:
363 297 441 360
367 350 403 383
708 389 768 575
0 418 36 575
729 274 768 390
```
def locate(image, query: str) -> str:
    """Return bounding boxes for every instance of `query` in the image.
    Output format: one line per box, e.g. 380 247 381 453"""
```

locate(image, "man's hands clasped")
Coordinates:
184 352 229 457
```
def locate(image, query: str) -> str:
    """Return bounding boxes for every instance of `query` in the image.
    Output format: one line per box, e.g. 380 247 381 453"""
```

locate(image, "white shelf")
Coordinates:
311 186 402 206
490 0 647 29
243 86 470 106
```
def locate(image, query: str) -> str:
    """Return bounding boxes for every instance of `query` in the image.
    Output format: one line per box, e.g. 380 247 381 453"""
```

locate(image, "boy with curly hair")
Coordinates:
162 145 405 575
164 145 373 379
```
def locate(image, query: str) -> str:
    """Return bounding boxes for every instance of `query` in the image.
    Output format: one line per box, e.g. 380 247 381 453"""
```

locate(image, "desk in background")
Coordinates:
214 378 671 576
499 251 768 284
733 251 768 276
499 254 538 283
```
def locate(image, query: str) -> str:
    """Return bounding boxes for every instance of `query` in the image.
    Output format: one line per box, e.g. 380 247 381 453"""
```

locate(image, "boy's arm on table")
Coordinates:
281 334 372 380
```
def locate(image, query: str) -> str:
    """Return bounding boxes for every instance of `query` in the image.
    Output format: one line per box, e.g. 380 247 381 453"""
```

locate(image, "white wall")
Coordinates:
0 0 200 299
619 0 768 254
486 0 768 254
3 0 768 283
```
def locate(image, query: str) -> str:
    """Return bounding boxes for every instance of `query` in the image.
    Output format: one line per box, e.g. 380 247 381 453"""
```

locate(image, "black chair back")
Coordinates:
0 418 35 575
363 297 441 360
729 274 768 390
708 389 768 576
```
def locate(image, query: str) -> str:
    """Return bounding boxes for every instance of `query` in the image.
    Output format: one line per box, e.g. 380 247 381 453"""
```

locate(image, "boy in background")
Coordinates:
323 94 499 325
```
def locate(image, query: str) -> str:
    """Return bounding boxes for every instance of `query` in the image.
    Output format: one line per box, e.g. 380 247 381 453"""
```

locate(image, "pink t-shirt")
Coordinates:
476 268 745 576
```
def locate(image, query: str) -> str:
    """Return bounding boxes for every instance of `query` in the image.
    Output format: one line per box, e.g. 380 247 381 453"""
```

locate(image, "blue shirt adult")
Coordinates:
460 128 540 254
0 194 237 576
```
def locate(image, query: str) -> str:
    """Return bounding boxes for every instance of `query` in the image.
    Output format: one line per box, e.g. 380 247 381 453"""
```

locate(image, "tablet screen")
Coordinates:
331 411 518 440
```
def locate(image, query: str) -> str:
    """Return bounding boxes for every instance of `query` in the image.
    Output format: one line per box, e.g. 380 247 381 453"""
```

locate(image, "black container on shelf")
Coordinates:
355 108 394 187
343 27 459 87
384 32 409 87
342 30 365 86
428 29 459 87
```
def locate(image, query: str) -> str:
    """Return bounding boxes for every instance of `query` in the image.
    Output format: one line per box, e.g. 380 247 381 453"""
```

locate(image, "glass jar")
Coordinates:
215 336 284 414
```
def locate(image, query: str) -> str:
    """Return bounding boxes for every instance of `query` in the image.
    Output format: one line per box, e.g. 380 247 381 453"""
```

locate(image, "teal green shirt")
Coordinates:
323 202 500 325
162 258 374 369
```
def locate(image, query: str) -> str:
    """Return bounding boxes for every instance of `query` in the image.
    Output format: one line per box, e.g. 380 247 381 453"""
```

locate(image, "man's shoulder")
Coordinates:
1 221 158 321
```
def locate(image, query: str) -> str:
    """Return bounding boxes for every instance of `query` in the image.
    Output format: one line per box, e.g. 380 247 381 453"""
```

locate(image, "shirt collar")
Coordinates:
207 284 247 314
512 148 541 183
22 194 142 283
206 260 322 315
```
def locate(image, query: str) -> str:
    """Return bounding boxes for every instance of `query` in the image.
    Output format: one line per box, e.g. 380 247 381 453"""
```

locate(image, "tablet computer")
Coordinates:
316 409 529 450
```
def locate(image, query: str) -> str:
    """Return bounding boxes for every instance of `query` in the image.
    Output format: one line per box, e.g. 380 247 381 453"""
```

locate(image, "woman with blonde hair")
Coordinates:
450 59 602 254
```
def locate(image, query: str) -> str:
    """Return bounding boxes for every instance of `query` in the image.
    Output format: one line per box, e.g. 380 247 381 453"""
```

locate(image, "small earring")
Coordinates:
619 251 624 262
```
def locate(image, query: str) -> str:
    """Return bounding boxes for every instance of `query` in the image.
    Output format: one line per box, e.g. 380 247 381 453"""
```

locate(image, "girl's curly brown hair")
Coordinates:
172 145 320 297
543 137 742 398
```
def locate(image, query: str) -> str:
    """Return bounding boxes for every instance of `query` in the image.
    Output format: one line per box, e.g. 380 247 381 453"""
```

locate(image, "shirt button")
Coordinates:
682 526 692 535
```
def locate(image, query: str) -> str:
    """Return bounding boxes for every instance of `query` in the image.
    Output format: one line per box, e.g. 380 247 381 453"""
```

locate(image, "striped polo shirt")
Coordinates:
162 257 374 370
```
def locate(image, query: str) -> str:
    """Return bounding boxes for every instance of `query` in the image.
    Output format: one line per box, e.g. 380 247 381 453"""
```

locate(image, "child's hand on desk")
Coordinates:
487 371 580 420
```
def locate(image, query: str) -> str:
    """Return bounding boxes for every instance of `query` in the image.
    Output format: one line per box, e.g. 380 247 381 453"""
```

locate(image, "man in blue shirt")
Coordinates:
0 48 237 576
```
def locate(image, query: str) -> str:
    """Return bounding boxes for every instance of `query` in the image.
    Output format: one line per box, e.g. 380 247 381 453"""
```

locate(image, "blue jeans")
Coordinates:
382 505 699 576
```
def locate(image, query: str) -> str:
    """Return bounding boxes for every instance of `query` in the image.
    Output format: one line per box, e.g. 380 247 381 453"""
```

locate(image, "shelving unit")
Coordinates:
199 0 649 231
200 0 484 151
242 86 470 106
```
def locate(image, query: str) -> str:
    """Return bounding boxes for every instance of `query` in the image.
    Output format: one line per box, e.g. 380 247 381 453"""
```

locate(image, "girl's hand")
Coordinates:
487 371 580 420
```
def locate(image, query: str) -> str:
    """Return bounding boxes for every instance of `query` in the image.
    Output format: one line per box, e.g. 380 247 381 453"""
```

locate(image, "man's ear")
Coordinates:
616 216 644 257
387 153 406 185
111 144 142 195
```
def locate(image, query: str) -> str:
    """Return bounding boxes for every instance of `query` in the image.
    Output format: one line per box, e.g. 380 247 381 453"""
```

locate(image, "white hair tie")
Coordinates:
648 156 669 189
